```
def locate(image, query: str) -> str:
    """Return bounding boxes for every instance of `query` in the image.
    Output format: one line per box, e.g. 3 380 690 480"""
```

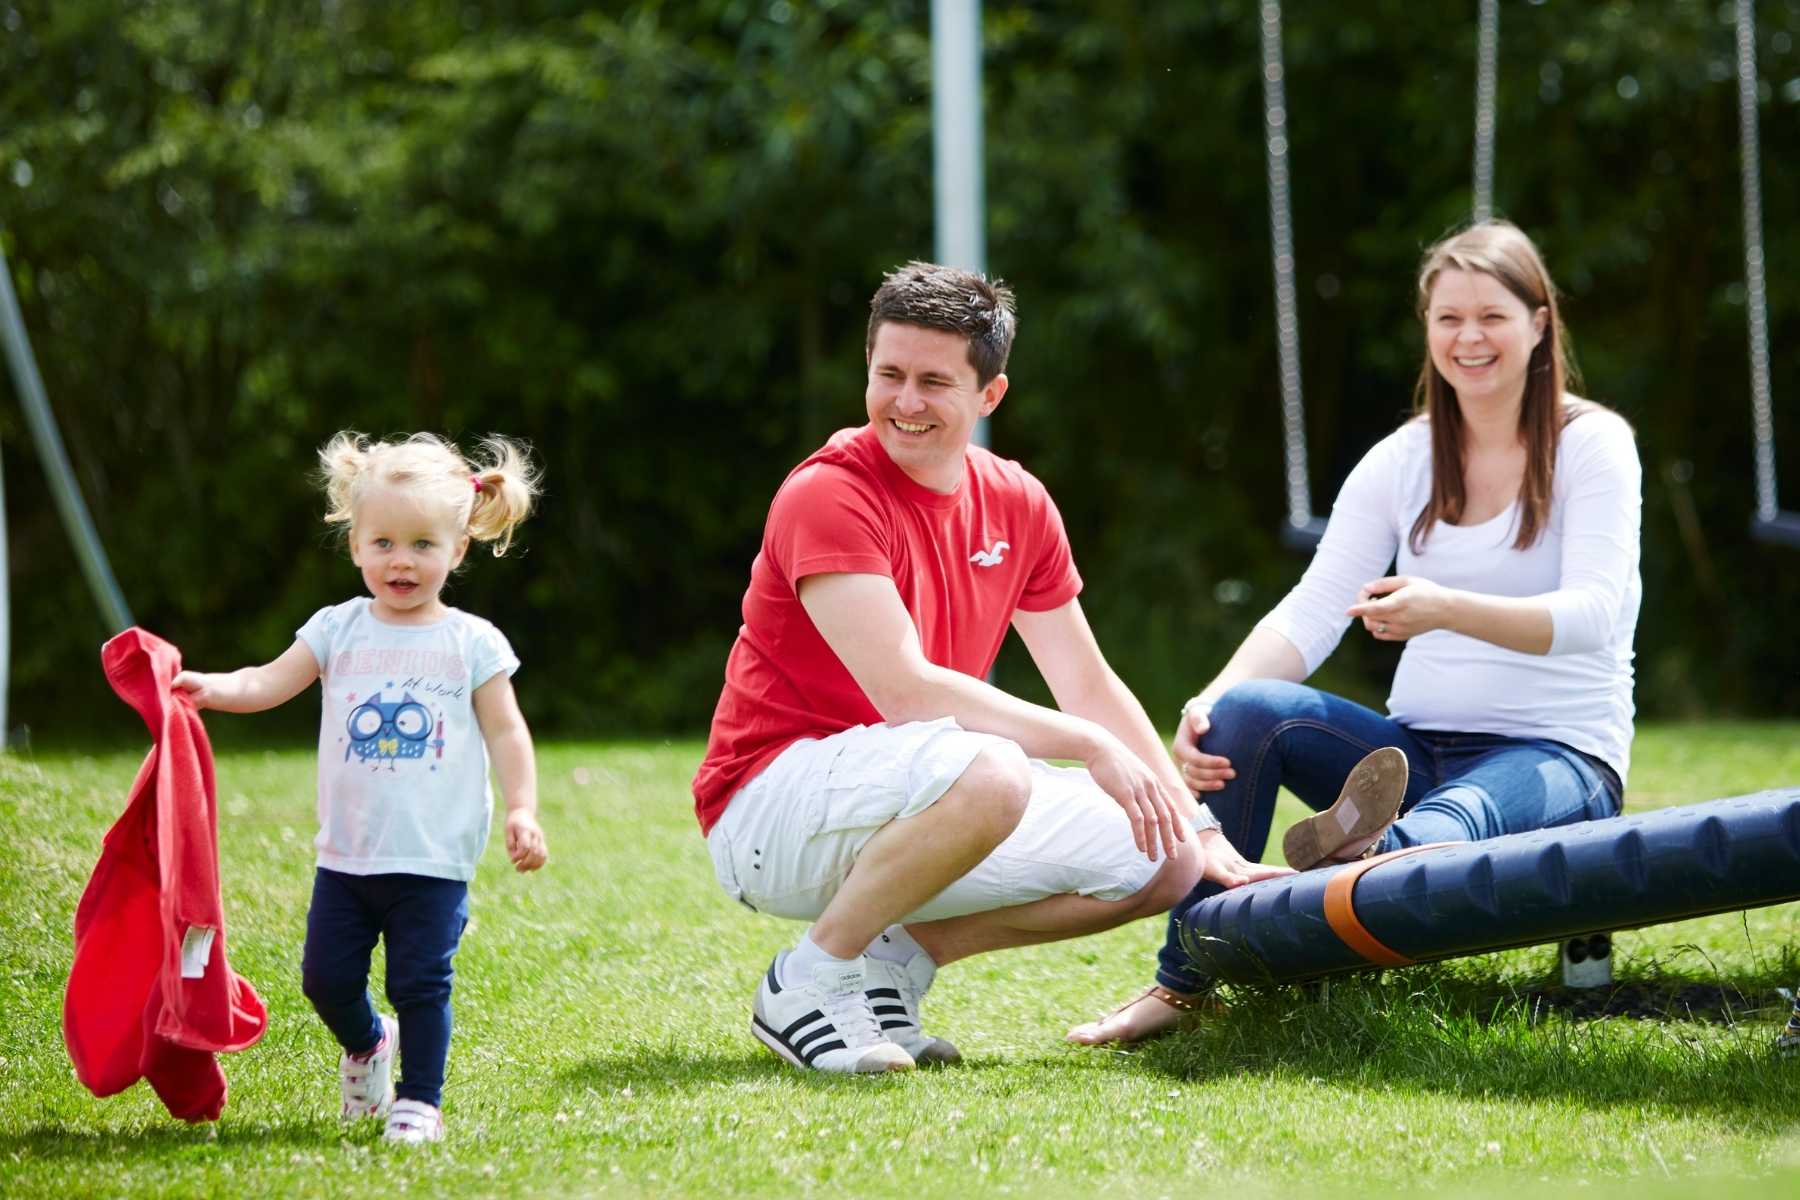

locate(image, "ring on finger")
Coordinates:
1376 622 1390 634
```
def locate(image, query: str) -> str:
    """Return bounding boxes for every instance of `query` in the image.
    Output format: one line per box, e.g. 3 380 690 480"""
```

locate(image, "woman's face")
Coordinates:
1425 268 1548 412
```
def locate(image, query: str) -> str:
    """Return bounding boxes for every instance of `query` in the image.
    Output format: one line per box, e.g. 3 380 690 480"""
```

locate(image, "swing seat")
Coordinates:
1752 512 1800 550
1176 789 1800 985
1279 516 1328 553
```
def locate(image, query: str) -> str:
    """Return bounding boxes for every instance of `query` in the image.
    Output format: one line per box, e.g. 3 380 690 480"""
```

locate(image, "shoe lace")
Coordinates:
819 987 886 1048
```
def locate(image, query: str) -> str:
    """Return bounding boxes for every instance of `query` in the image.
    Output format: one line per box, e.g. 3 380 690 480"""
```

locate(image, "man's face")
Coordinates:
864 321 1007 492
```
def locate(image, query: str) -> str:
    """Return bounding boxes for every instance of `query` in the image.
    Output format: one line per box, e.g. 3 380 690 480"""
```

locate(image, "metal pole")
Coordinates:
931 0 989 448
1473 0 1500 222
0 359 7 743
1737 0 1780 523
0 238 136 645
1262 1 1315 538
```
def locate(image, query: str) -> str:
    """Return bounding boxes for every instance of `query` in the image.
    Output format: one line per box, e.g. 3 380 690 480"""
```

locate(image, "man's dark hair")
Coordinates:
866 261 1017 386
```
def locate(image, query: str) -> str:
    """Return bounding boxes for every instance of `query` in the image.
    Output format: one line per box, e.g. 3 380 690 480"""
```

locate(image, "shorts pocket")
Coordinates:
810 741 912 837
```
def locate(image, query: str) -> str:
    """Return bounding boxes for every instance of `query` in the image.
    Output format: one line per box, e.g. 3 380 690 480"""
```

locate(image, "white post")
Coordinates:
931 0 988 447
1473 0 1499 222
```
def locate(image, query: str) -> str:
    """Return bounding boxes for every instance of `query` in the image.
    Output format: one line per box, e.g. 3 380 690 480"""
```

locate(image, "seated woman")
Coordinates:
1069 219 1642 1044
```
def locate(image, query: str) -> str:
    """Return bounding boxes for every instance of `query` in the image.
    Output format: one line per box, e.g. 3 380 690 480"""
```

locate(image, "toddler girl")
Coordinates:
175 431 547 1145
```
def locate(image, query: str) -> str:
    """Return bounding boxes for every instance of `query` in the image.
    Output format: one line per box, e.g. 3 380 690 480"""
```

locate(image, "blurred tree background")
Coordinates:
1 0 1796 744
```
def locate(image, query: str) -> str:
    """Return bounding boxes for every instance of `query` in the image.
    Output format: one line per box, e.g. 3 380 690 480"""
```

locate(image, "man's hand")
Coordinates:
1086 735 1185 863
1171 704 1236 794
505 810 548 872
1195 827 1293 888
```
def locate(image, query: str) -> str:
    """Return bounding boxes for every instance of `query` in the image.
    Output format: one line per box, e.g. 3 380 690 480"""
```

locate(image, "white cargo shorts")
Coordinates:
706 717 1160 922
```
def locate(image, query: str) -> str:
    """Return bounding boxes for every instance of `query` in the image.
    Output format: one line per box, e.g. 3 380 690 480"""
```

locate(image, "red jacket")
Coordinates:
64 628 267 1122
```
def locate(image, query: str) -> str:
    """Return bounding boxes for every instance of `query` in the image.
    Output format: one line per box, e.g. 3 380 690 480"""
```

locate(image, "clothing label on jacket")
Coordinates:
180 925 216 979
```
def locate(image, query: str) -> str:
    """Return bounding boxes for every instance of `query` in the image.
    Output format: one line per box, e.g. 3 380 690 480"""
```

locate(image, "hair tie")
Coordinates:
471 475 483 495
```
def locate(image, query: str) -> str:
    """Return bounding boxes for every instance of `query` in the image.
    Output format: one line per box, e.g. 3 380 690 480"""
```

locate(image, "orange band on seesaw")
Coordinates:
1321 844 1446 967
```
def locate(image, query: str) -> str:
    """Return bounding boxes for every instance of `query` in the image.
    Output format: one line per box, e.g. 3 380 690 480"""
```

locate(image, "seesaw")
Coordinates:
1176 789 1800 984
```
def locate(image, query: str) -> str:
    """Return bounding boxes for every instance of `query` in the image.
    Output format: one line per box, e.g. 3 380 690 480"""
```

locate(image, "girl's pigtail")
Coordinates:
318 431 372 529
467 435 541 557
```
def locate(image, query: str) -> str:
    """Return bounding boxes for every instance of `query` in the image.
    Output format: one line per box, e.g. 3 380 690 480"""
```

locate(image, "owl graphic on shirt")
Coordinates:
344 692 443 765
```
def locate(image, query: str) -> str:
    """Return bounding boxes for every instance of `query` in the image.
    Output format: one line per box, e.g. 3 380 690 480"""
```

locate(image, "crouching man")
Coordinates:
692 262 1286 1072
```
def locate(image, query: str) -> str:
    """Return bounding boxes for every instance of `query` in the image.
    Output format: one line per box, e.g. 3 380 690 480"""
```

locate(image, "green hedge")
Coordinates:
1 1 1796 742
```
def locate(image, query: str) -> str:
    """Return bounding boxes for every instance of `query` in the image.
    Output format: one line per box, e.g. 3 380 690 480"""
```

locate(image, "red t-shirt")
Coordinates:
691 424 1083 833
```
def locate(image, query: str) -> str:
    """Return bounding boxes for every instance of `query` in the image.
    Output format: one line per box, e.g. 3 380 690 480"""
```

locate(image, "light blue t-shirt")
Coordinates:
297 597 520 882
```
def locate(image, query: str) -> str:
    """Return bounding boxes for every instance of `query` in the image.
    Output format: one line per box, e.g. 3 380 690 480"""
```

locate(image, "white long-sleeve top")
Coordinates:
1259 408 1642 781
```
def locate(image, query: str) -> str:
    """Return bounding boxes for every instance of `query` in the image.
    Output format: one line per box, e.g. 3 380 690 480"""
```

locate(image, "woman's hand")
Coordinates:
1171 701 1235 794
1346 575 1458 642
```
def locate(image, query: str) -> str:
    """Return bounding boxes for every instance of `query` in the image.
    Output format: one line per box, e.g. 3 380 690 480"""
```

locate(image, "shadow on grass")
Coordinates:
1122 961 1800 1121
0 1119 348 1161
556 1044 1004 1094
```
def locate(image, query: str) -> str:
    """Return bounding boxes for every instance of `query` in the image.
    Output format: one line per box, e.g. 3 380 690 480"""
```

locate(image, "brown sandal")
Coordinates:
1066 984 1223 1046
1140 985 1212 1013
1282 746 1410 870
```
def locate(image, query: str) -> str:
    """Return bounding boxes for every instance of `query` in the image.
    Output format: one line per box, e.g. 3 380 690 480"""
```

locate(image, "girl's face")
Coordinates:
1425 267 1548 413
349 485 469 624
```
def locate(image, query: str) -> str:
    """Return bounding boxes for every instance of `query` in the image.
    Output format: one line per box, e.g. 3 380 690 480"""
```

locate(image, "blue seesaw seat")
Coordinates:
1176 789 1800 984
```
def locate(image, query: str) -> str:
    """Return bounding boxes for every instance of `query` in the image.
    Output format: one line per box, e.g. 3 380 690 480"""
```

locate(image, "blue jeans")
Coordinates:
300 868 469 1108
1156 679 1623 992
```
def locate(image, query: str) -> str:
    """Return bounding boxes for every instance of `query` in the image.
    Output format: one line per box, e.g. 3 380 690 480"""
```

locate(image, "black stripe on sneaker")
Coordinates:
792 1023 837 1052
780 1010 826 1041
872 1005 907 1017
866 987 902 1001
801 1039 847 1065
757 1012 846 1069
752 1015 796 1061
879 1019 910 1031
766 959 784 995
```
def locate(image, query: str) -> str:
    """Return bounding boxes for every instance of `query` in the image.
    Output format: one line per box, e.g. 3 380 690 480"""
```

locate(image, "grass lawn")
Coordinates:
2 721 1799 1198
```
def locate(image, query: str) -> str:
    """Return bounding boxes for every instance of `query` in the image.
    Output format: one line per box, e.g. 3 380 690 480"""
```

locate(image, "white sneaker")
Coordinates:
383 1098 444 1144
751 953 914 1073
863 953 961 1066
340 1014 398 1119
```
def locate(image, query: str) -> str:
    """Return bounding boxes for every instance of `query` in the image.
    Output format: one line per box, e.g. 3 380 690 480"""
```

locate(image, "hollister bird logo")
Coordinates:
969 540 1010 567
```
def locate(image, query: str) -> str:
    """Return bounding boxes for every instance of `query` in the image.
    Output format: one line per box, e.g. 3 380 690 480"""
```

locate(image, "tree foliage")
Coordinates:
1 0 1797 742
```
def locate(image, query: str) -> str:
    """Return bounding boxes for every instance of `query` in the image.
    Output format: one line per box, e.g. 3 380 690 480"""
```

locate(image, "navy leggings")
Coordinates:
300 868 469 1108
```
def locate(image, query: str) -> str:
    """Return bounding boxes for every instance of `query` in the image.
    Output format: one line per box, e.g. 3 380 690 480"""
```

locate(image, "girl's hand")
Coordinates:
505 810 548 872
1171 700 1235 794
172 670 226 710
1346 575 1457 642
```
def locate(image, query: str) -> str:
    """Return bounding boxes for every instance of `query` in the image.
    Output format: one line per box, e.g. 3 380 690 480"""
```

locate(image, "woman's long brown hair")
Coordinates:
1409 220 1586 554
